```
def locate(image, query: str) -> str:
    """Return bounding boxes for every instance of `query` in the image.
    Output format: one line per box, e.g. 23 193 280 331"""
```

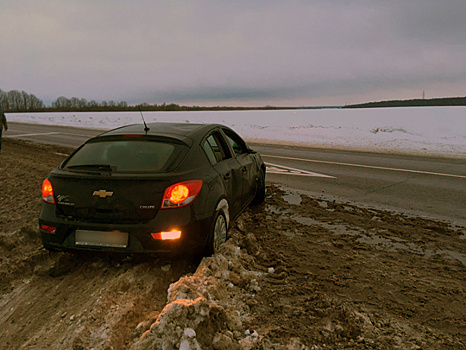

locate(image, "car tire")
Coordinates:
251 169 265 205
204 210 228 256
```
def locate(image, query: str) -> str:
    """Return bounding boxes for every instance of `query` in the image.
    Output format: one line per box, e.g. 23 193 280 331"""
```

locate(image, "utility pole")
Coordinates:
422 90 425 99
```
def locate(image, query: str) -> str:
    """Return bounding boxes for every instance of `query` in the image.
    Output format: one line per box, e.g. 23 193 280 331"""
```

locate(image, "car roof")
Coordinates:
95 122 227 145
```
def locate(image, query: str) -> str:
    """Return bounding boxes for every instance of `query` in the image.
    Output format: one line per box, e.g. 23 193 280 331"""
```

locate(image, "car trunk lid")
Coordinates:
50 172 174 224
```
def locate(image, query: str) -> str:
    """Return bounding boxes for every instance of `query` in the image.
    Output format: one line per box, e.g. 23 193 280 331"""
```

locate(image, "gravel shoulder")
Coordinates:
0 139 465 349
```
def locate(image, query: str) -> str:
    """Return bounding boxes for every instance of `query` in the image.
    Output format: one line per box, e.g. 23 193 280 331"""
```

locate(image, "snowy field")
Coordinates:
7 106 466 158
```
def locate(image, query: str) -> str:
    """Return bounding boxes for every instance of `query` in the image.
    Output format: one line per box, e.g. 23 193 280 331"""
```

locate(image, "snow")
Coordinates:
130 234 264 350
7 106 466 157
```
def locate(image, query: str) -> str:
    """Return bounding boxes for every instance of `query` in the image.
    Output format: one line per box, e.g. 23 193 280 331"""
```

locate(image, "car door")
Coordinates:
202 131 243 218
221 128 257 208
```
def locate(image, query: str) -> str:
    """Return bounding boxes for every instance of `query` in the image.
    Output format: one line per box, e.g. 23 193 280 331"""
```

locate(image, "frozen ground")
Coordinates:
7 106 466 157
1 139 465 349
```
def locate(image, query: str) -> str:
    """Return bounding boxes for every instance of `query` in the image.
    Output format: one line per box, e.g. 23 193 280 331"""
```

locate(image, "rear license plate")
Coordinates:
75 230 128 248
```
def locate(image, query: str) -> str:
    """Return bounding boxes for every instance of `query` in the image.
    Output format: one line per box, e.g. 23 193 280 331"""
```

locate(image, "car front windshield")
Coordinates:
63 140 181 173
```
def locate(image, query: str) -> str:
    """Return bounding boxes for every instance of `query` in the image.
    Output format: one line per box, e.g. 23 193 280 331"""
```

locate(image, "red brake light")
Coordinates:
162 180 203 208
40 224 56 233
42 179 55 204
169 184 190 203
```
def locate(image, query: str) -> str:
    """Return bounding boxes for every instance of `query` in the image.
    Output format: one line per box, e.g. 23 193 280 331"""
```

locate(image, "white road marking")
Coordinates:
6 132 61 137
263 154 466 179
266 162 336 178
61 132 100 138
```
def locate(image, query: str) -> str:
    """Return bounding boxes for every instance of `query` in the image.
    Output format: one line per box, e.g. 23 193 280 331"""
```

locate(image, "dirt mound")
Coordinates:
131 240 261 350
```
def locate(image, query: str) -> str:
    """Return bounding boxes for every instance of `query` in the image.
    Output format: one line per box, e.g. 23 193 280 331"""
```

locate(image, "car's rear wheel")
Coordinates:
205 210 227 256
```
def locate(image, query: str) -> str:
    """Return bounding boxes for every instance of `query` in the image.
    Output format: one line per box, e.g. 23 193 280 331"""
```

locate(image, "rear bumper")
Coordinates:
39 203 211 255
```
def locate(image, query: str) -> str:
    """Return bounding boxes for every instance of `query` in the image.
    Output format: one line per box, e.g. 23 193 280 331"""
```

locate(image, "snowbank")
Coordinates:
130 225 264 350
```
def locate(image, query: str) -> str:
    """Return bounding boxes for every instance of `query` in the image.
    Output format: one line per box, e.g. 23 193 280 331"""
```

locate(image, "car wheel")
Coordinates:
251 169 265 205
205 210 228 256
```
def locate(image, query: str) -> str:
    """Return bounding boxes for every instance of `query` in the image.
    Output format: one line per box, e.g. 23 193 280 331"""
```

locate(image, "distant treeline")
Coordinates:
2 88 466 112
344 96 466 108
0 89 45 111
0 89 296 112
34 103 298 112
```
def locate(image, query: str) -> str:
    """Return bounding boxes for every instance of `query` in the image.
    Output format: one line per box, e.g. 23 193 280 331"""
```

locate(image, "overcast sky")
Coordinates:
1 0 465 106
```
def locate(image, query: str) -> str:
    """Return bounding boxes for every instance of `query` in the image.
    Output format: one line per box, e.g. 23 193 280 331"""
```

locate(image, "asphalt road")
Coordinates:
5 122 466 226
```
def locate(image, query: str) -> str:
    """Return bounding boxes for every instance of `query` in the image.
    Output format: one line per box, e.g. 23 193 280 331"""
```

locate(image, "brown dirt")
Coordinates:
0 138 465 349
0 140 196 349
241 188 465 349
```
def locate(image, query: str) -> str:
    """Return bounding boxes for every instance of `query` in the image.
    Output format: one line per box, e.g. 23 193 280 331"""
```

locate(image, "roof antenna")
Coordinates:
138 105 150 134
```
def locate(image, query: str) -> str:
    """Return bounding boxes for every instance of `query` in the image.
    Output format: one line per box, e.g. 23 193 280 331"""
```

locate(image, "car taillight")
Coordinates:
161 180 203 208
42 179 55 204
151 230 182 240
40 224 56 233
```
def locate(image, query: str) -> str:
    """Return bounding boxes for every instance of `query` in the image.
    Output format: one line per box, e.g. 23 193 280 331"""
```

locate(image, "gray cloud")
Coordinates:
1 0 465 106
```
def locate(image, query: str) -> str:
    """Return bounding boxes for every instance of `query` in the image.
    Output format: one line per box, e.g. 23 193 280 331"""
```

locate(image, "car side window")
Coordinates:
203 132 231 164
203 138 218 165
223 129 248 157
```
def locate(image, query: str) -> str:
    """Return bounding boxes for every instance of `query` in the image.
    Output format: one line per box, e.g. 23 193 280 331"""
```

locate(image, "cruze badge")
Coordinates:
93 190 114 198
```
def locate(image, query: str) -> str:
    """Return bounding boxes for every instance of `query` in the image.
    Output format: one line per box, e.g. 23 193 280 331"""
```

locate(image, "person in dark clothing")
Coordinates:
0 111 8 152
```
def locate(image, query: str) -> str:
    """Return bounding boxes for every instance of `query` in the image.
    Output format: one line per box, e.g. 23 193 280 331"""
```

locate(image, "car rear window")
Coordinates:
62 140 185 173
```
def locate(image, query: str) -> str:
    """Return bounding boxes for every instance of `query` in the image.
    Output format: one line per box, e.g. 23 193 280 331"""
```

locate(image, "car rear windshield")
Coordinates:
62 139 186 173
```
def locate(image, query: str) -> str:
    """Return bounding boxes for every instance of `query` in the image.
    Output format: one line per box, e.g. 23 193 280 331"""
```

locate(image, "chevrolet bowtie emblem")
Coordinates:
93 190 114 198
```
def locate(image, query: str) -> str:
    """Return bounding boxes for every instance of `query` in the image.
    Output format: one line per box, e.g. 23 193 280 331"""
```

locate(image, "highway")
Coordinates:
5 122 466 226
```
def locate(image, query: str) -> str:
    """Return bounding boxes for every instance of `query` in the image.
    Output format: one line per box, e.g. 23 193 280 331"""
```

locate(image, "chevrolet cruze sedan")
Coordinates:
39 122 265 257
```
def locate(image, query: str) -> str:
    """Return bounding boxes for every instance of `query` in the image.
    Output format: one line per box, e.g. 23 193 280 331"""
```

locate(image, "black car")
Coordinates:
39 122 265 257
